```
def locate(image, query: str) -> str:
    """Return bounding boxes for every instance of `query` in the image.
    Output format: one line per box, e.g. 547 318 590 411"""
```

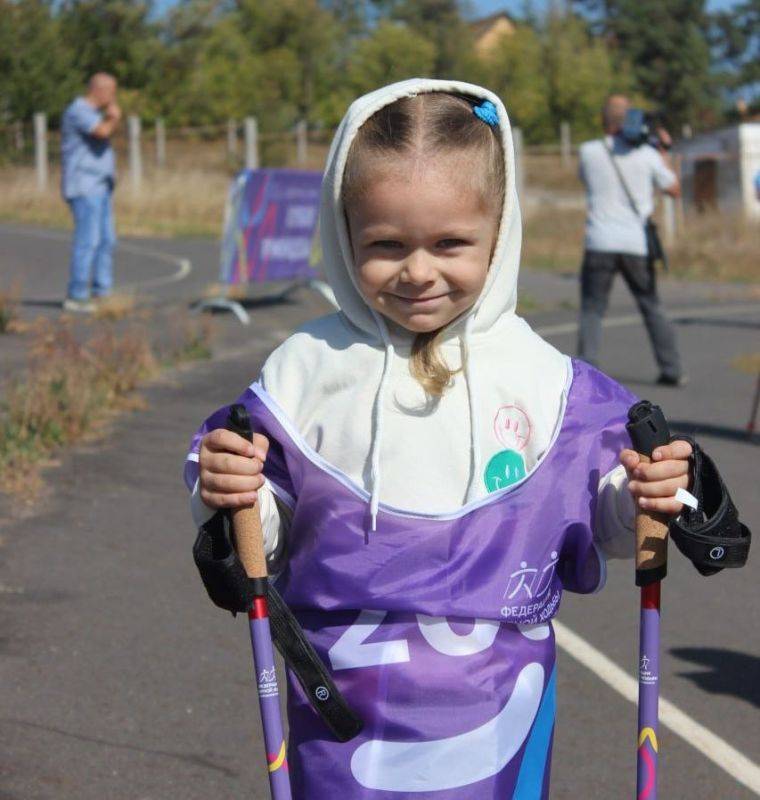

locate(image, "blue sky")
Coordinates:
153 0 742 18
471 0 739 14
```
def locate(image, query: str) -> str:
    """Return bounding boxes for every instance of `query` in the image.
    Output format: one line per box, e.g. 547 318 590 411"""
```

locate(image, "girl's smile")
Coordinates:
346 154 500 333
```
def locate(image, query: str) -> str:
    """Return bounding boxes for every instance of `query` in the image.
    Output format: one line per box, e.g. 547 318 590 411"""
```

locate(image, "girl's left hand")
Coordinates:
620 439 693 516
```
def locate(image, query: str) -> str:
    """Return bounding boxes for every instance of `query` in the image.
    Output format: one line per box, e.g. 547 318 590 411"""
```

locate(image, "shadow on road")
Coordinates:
675 316 760 331
668 419 759 446
670 647 760 708
21 299 64 309
1 717 239 776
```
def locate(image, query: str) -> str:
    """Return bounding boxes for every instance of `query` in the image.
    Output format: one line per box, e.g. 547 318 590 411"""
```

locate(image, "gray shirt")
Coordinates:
60 97 116 199
579 135 676 257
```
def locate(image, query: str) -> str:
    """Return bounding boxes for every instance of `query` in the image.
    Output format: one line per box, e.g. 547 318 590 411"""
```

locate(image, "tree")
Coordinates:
543 14 635 141
711 0 760 96
572 0 718 129
478 25 552 142
58 0 162 91
480 15 631 143
371 0 475 76
0 0 81 122
347 21 437 96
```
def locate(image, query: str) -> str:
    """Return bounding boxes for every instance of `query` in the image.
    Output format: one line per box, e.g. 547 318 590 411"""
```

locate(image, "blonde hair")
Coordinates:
342 92 505 397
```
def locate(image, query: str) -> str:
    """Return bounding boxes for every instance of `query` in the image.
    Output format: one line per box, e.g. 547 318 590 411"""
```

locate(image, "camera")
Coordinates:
621 108 670 150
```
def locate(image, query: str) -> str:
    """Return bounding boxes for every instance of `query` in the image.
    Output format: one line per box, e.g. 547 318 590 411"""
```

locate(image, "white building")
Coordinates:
674 123 760 219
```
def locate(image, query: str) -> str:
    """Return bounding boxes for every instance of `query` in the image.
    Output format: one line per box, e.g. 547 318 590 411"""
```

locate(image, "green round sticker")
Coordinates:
484 449 526 492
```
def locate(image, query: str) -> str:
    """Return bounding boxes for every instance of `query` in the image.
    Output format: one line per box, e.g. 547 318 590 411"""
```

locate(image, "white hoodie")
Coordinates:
191 78 634 561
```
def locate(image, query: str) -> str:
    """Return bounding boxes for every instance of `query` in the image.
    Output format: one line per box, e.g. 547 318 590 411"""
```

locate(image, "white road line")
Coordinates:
0 223 193 290
536 302 760 337
554 620 760 796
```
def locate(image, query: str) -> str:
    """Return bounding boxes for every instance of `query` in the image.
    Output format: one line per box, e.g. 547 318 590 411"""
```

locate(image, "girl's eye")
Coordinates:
370 240 404 250
438 238 468 249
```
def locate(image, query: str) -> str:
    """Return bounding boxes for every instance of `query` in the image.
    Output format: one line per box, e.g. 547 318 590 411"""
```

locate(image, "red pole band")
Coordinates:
249 596 270 620
641 582 661 610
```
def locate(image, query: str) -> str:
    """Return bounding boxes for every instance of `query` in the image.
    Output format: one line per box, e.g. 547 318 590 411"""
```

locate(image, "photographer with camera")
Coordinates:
578 94 685 386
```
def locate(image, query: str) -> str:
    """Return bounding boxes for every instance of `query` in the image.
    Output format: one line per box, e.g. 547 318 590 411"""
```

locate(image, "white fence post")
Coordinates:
513 126 524 202
560 120 571 168
295 119 307 167
34 112 48 192
227 118 238 160
244 116 259 170
155 117 166 168
128 115 142 192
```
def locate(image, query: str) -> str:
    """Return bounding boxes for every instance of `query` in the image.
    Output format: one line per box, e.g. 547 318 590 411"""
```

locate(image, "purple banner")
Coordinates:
220 169 322 285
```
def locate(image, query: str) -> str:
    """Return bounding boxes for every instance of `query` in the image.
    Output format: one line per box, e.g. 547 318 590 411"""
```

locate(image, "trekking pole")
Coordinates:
627 401 671 800
226 404 292 800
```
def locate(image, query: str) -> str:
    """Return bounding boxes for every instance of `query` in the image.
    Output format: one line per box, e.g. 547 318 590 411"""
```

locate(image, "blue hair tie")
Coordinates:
473 100 499 127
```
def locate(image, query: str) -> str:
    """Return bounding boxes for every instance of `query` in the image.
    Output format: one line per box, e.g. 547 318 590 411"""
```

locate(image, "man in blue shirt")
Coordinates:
60 73 121 312
578 95 685 386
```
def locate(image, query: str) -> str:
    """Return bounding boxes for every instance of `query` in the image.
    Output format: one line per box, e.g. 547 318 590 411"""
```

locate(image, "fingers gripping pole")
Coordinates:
227 404 268 583
627 401 671 586
627 401 671 800
226 404 292 800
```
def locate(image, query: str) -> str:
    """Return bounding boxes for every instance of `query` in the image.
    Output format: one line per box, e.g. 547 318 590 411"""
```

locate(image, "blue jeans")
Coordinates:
66 191 116 300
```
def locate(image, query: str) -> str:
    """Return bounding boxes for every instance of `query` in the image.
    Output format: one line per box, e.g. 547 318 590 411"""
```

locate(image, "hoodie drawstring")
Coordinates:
367 313 481 531
368 311 394 531
462 316 481 504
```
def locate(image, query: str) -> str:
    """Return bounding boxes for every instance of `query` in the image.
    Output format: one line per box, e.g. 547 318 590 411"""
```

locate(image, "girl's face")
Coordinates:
346 154 499 334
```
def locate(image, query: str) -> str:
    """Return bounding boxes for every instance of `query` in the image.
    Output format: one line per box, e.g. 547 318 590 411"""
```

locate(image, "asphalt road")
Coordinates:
1 223 758 799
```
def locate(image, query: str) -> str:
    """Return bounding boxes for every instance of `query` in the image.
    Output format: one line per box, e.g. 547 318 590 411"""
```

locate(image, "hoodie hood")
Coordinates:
319 77 521 346
260 79 569 530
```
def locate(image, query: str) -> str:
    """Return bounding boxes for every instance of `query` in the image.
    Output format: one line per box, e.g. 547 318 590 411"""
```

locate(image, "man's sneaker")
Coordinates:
62 298 96 314
656 373 689 388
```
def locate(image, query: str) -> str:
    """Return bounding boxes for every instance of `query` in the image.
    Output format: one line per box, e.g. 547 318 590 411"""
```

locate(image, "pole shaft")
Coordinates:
249 607 292 800
637 583 661 800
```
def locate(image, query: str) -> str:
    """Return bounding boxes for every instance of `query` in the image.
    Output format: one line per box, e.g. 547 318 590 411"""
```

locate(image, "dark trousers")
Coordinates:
578 250 681 379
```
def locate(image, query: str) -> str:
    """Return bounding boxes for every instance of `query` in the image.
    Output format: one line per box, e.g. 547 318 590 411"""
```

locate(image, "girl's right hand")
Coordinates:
198 428 269 509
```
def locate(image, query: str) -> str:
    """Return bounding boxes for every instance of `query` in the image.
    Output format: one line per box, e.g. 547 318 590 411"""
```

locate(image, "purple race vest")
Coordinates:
185 359 636 799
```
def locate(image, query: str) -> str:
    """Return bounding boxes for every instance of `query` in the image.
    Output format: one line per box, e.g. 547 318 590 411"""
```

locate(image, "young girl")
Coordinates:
185 79 692 798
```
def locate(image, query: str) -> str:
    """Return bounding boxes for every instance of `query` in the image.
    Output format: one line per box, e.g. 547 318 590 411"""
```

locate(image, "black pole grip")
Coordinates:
226 403 253 443
626 400 670 457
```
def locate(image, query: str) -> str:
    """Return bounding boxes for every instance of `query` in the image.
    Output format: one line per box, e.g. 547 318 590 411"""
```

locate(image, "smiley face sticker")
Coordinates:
484 405 532 492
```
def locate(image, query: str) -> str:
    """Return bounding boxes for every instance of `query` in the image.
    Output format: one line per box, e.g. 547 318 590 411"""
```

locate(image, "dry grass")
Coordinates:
0 166 230 238
92 292 138 321
0 282 22 333
0 135 333 239
732 353 760 375
522 205 760 283
0 310 215 498
525 153 581 193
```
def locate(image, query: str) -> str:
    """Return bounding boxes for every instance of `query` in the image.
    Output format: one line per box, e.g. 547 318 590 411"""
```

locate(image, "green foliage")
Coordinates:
572 0 719 129
480 15 632 143
371 0 475 76
711 0 760 94
0 0 748 140
0 0 81 121
347 21 436 97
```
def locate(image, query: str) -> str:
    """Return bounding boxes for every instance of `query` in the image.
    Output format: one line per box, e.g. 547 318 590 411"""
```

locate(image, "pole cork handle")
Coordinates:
627 401 671 587
226 404 268 585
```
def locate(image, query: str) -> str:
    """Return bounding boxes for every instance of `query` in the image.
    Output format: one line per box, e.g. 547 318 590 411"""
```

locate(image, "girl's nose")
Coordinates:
400 250 434 284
